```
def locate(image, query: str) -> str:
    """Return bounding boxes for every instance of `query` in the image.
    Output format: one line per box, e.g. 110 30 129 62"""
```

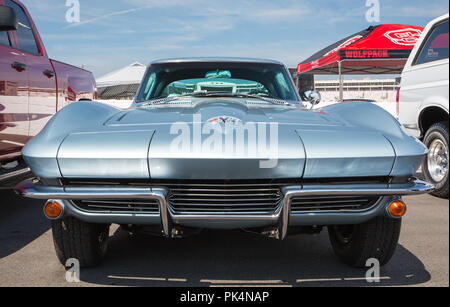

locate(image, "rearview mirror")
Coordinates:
0 6 18 32
301 90 321 105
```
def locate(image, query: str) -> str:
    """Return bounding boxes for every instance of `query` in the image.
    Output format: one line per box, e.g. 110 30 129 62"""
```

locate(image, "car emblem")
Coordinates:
208 116 242 125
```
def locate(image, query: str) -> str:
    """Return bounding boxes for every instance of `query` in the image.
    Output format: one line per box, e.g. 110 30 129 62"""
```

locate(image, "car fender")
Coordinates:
22 102 119 178
322 101 428 176
322 101 405 138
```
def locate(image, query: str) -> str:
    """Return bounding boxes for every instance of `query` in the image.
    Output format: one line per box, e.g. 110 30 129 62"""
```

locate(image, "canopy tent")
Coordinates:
96 62 146 88
96 62 146 100
297 24 424 101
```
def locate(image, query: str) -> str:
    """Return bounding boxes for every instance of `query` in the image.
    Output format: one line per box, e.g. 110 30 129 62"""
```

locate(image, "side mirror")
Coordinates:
301 90 321 106
0 6 18 32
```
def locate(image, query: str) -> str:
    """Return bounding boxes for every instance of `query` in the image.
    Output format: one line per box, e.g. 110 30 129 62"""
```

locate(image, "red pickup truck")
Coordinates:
0 0 96 183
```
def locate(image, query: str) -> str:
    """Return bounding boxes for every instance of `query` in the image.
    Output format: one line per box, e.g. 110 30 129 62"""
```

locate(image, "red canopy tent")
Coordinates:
297 24 424 101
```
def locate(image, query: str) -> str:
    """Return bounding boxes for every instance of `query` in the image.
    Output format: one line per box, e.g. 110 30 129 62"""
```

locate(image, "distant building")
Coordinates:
289 68 399 102
315 79 399 102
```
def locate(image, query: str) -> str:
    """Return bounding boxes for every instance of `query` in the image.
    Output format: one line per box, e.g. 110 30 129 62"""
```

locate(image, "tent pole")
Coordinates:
338 61 343 102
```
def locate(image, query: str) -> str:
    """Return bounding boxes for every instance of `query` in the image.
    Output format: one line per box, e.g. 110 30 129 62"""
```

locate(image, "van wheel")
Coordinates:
52 217 110 268
328 216 401 268
423 122 449 199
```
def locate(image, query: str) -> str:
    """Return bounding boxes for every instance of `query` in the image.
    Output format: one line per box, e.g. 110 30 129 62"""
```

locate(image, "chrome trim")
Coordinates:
149 57 284 66
282 179 434 198
55 199 164 226
15 179 170 237
70 199 160 215
281 191 291 240
403 123 419 130
16 178 433 201
289 196 383 213
279 178 434 239
166 182 282 216
15 180 167 200
16 178 433 200
0 167 31 183
15 178 433 239
158 190 170 237
427 139 448 183
167 201 283 221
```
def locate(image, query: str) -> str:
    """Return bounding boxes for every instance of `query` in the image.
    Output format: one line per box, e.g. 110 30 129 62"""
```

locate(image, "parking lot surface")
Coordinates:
0 189 448 287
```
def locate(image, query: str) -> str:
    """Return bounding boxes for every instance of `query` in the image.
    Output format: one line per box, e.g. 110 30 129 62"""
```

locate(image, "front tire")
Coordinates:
52 217 110 268
423 122 449 199
328 216 401 268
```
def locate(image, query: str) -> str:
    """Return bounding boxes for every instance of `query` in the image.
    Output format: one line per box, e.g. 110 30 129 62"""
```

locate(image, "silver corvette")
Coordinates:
16 58 433 268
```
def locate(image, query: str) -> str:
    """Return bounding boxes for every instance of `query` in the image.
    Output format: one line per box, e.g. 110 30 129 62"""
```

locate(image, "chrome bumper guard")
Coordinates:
15 178 434 239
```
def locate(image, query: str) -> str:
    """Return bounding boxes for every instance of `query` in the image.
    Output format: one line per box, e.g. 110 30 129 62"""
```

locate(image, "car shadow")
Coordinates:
78 226 431 287
0 189 50 259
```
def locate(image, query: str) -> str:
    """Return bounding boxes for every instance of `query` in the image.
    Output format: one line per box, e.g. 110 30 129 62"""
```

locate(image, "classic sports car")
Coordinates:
16 58 433 268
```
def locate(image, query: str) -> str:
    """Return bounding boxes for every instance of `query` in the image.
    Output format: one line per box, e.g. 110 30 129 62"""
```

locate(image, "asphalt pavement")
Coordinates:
0 189 448 287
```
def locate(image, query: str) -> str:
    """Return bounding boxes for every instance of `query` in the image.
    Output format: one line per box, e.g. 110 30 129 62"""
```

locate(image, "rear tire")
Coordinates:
328 216 401 268
423 122 449 199
52 217 110 268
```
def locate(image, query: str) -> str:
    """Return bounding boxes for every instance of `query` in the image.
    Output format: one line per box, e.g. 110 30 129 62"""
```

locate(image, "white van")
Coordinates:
398 13 449 198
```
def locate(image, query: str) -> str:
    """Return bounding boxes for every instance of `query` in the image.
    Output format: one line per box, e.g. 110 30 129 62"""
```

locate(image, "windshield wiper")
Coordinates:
141 91 289 106
140 91 213 106
210 92 289 105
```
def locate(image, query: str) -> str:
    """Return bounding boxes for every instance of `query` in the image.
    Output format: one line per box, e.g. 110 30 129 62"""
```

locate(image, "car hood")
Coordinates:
22 100 427 180
106 98 342 127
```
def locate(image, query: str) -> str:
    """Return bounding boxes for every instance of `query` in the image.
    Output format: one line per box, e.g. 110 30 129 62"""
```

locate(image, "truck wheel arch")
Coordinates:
419 106 449 137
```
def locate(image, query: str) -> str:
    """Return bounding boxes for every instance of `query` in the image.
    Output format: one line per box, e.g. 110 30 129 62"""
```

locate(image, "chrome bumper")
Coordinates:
15 178 434 239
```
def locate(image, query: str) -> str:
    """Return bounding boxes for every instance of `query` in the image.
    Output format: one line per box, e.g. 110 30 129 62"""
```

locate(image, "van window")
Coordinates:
4 0 40 55
415 20 449 65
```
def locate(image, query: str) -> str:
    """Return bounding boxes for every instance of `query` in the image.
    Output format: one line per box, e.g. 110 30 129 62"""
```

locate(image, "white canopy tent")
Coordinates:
96 62 147 88
96 62 146 105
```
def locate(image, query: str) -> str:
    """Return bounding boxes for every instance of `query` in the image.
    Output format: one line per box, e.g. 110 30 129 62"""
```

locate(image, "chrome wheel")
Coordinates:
427 139 449 183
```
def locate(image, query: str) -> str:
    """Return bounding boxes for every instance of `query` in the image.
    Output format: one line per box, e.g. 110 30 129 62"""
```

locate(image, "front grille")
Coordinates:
290 196 380 213
61 178 390 215
165 182 283 215
72 199 159 214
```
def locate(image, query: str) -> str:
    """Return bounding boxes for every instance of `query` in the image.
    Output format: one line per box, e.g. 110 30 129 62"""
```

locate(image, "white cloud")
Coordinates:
63 0 313 29
64 7 146 28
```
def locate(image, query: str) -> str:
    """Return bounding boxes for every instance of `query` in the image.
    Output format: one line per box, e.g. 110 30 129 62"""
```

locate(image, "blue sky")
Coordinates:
21 0 449 78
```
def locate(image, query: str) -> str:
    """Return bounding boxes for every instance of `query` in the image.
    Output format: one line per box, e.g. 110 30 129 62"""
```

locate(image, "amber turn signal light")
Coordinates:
44 201 63 219
388 200 407 218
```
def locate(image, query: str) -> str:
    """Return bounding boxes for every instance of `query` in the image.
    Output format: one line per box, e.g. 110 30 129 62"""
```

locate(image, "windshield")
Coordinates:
135 61 299 103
